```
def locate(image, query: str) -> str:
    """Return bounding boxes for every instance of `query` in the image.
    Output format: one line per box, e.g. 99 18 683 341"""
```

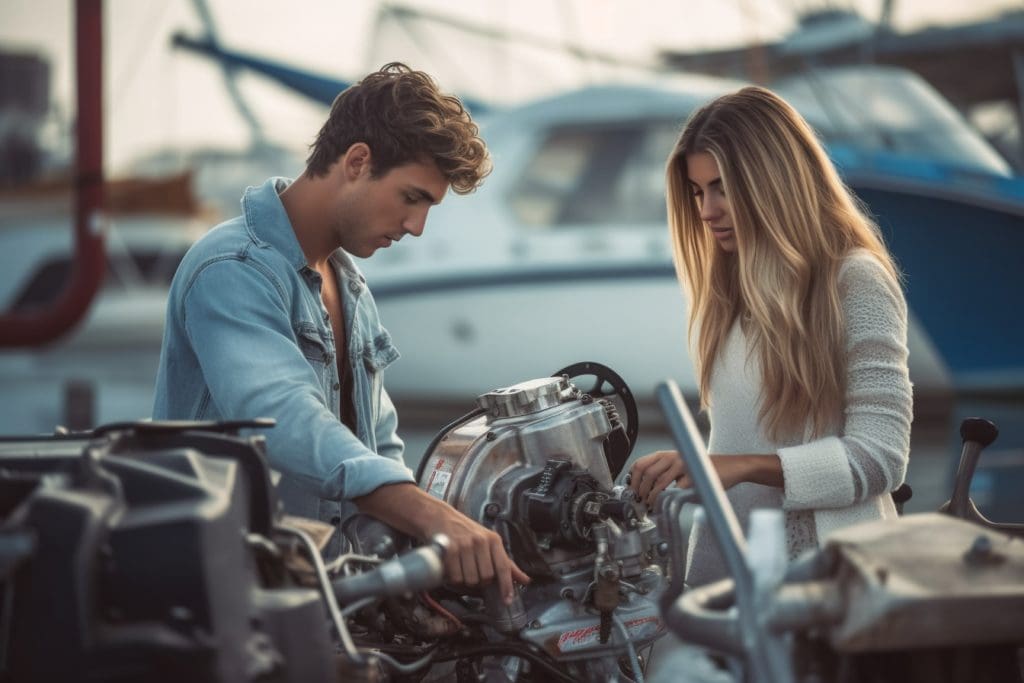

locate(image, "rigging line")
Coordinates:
381 3 666 72
737 0 771 83
379 4 479 94
555 0 590 81
189 0 266 149
111 0 176 112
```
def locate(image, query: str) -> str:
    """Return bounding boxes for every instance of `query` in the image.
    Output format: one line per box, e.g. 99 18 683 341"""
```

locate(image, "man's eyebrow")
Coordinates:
408 186 441 204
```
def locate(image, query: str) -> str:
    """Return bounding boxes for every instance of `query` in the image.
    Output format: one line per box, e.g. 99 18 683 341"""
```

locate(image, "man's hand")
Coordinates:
629 451 784 505
355 483 530 604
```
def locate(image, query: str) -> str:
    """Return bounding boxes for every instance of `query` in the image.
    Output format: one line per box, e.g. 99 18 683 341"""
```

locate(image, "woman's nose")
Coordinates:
700 195 721 221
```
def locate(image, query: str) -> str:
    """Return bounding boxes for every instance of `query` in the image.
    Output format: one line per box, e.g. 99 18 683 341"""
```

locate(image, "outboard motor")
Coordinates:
410 365 669 677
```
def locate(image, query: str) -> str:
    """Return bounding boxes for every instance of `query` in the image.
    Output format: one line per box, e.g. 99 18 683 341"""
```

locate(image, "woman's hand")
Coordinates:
628 451 784 505
629 450 687 505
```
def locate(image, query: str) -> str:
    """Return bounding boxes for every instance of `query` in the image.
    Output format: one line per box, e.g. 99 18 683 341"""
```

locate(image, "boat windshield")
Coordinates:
773 66 1011 176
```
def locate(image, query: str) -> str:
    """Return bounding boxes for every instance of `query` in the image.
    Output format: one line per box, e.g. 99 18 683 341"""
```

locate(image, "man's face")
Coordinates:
335 158 449 259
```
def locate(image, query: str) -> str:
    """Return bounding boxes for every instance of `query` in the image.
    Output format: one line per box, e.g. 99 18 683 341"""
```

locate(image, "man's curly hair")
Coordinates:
305 63 490 194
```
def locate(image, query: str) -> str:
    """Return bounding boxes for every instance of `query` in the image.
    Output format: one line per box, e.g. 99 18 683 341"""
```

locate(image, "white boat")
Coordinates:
356 67 1022 414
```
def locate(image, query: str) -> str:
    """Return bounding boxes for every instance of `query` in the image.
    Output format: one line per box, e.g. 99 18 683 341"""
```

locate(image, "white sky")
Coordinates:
1 0 1019 172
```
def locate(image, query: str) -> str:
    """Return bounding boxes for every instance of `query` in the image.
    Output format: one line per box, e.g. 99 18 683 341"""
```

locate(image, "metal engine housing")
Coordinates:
417 374 668 665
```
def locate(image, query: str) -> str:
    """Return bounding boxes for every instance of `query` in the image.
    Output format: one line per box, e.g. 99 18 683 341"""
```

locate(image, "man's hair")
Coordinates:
305 62 490 194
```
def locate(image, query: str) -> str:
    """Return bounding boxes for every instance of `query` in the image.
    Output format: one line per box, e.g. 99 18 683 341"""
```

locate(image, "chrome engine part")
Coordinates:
415 368 669 671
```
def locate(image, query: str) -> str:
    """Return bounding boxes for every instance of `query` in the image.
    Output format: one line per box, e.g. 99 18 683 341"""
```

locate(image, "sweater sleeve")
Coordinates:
777 252 913 511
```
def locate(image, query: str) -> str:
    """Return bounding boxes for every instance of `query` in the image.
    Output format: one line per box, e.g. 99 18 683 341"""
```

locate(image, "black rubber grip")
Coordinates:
959 418 998 448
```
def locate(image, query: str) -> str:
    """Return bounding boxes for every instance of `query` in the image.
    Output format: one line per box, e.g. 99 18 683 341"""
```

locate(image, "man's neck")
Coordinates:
280 171 338 270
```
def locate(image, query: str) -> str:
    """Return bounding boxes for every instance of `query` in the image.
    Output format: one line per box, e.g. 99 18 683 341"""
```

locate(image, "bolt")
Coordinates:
486 431 496 441
964 534 1004 566
581 394 593 404
657 542 669 557
529 620 542 629
970 534 992 556
560 588 575 601
484 503 500 518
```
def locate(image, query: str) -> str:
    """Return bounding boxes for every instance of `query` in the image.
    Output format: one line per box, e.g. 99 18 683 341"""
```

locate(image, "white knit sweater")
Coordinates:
685 249 913 586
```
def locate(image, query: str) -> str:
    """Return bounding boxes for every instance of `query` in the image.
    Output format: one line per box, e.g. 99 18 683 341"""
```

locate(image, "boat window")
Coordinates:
509 121 677 228
773 67 1011 175
9 249 187 313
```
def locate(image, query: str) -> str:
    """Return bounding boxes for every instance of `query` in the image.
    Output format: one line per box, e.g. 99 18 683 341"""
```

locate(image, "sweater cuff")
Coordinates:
777 436 856 510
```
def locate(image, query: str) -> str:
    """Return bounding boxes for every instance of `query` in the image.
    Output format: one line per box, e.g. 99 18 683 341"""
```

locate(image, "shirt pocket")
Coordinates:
362 328 400 373
293 322 335 402
294 322 334 366
362 328 400 422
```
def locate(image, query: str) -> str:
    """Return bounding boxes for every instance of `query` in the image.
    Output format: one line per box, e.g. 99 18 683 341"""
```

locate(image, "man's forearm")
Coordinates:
354 482 444 540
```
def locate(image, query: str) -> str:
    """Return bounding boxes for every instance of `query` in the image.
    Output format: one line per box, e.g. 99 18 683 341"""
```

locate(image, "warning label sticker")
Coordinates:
425 458 453 500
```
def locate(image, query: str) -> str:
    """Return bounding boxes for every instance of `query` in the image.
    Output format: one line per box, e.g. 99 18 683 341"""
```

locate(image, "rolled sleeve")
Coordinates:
182 258 414 501
778 436 857 508
374 386 405 464
778 254 912 511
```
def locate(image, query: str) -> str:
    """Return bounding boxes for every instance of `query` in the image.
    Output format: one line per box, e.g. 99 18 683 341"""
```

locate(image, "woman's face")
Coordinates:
686 152 736 253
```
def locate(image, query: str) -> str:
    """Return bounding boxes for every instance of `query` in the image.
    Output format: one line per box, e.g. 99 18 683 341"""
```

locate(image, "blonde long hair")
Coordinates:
667 86 899 441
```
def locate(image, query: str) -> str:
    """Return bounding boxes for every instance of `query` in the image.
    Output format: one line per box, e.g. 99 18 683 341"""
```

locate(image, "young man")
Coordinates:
153 63 528 603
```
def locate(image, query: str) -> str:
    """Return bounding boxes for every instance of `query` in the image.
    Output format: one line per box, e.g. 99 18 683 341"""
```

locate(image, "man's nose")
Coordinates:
403 209 428 237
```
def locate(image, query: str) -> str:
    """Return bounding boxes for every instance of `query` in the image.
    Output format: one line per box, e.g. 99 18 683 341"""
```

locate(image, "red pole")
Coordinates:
0 0 106 348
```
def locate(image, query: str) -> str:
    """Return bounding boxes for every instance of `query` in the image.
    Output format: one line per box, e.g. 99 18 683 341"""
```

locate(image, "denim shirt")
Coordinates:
153 177 414 532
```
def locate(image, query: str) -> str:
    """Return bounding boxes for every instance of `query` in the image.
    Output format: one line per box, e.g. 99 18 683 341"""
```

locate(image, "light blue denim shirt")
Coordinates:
153 177 414 530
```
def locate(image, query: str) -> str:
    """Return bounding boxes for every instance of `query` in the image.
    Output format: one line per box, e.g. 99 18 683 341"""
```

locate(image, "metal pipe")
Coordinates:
654 381 750 595
0 0 106 348
655 380 794 682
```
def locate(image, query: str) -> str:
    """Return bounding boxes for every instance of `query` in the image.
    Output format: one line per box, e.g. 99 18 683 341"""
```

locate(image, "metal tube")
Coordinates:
0 0 107 348
655 380 794 683
654 381 751 601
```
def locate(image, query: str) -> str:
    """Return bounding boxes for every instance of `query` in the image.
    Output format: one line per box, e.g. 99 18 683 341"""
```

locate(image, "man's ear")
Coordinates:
341 142 372 180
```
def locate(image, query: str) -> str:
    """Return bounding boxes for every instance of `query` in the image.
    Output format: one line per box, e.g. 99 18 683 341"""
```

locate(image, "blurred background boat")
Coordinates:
1 0 1022 519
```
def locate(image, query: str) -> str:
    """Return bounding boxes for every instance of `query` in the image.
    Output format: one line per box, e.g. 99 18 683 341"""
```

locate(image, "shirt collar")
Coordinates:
242 177 308 272
242 177 366 285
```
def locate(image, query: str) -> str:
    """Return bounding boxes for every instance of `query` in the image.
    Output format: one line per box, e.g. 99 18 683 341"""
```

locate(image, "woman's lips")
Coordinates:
711 227 734 240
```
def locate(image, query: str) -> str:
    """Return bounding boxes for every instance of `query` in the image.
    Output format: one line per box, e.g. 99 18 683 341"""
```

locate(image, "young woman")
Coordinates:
630 86 912 585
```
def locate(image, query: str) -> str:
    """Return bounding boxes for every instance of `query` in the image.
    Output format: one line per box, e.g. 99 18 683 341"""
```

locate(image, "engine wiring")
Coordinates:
421 591 467 630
